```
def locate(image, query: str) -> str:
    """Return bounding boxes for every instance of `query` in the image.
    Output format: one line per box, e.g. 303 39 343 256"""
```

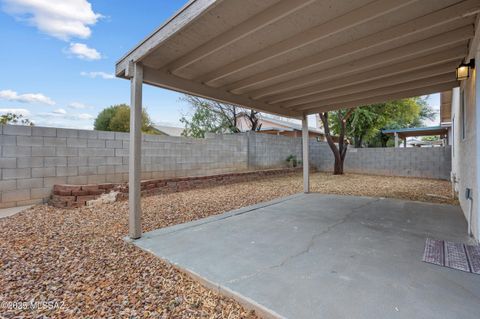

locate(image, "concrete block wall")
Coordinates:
247 132 303 169
0 125 248 208
310 141 452 180
0 124 452 208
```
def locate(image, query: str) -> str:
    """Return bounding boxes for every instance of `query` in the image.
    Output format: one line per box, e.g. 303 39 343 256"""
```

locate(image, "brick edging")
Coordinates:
50 167 303 208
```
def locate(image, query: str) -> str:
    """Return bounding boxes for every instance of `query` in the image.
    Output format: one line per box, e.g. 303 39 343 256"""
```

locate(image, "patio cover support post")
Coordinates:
128 62 143 239
404 137 407 148
302 114 310 193
394 132 399 148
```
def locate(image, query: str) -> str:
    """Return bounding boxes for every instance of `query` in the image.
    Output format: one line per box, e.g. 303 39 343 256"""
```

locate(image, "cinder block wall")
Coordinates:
0 124 452 208
0 125 250 208
310 141 452 180
247 132 302 169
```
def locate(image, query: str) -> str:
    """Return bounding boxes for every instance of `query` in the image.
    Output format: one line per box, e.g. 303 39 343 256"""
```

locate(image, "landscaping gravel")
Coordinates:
0 172 455 318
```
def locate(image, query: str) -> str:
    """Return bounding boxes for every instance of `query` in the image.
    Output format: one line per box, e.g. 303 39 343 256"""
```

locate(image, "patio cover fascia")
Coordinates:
116 0 480 239
382 126 449 138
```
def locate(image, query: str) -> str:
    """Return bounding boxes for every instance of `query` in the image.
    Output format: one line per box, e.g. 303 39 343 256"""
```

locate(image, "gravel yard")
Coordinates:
0 172 455 318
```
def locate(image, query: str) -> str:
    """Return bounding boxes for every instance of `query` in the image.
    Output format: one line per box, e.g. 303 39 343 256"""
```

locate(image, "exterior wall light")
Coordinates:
456 59 475 81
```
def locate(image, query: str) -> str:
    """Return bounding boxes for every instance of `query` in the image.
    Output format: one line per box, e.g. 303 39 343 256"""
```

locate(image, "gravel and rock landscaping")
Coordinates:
0 172 455 318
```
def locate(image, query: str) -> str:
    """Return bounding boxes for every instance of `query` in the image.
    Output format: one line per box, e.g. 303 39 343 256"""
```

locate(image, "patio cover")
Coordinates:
117 0 479 118
116 0 480 238
382 126 449 139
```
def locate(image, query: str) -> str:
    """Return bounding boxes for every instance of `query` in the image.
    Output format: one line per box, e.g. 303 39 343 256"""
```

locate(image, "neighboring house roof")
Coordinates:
259 114 324 133
152 124 184 136
381 126 448 138
258 126 295 132
408 138 444 147
237 113 324 135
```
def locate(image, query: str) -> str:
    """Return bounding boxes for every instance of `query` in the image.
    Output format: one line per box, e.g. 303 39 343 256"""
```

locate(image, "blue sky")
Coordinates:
0 0 439 130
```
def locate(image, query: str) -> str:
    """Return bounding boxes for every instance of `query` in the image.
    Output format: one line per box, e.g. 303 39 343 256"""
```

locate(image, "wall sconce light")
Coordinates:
456 59 475 81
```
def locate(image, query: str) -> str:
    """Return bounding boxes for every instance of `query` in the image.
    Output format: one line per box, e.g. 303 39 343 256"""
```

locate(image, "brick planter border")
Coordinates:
50 167 303 208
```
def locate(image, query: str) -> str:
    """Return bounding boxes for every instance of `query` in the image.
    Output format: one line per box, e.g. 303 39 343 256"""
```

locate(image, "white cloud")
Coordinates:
1 0 102 41
77 113 94 120
37 111 93 121
67 42 101 60
68 101 93 109
53 108 67 114
0 107 95 129
31 118 92 130
0 108 31 116
80 71 114 79
0 89 55 105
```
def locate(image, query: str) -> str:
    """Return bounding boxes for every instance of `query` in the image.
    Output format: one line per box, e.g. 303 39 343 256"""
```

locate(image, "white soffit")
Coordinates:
116 0 479 118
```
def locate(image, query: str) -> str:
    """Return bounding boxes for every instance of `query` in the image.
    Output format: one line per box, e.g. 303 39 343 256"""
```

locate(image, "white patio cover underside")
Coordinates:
116 0 479 118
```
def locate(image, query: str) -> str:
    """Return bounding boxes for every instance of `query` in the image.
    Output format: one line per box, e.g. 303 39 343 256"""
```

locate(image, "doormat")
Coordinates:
422 238 480 274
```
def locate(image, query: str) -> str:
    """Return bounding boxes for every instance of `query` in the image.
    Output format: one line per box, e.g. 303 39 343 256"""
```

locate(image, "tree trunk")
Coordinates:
319 111 352 175
354 136 362 148
334 154 344 174
380 132 389 147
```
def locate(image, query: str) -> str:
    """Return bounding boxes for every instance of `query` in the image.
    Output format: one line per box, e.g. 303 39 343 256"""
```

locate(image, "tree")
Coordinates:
328 97 434 148
93 106 117 131
180 106 225 138
421 135 440 142
93 104 157 134
369 98 435 147
180 95 261 138
319 109 354 175
109 106 131 132
318 97 435 174
0 112 33 126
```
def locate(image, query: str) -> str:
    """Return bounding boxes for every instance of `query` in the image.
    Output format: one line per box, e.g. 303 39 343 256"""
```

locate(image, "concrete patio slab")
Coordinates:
132 194 480 319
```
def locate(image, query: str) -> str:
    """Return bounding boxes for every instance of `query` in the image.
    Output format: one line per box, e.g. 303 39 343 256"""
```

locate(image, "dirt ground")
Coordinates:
308 173 457 205
0 172 455 318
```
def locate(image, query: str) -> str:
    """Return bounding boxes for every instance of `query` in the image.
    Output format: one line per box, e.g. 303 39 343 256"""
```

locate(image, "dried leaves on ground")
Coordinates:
0 173 455 318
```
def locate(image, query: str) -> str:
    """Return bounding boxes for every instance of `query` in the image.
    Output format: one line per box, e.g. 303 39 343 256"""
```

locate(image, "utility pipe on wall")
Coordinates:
466 188 473 237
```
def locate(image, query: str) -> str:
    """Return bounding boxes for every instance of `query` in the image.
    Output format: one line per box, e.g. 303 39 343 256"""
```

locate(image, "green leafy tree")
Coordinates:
328 97 434 148
93 106 117 131
109 106 131 132
421 135 440 142
370 98 435 147
0 112 33 126
180 106 225 138
319 97 435 174
180 95 261 138
93 104 158 134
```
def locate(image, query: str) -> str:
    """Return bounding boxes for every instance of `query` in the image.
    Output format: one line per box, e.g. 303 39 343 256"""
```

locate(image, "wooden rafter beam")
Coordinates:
116 0 219 76
142 67 301 118
164 0 316 74
301 81 459 115
249 25 473 99
293 74 456 111
195 0 418 85
468 13 480 59
265 46 466 104
224 0 478 94
282 61 458 108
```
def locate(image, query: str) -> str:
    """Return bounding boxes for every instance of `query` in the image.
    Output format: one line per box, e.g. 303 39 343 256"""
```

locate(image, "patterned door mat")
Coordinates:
423 238 480 274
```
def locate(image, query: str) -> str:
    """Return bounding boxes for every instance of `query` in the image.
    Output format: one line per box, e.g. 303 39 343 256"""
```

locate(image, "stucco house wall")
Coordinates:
450 48 480 240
